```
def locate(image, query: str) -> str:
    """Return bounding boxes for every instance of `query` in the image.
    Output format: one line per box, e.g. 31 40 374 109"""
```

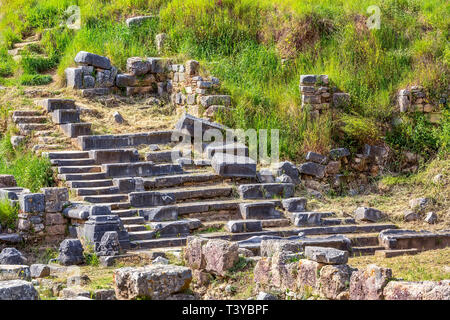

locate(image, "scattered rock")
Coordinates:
281 197 307 212
304 246 348 265
0 265 31 281
10 136 26 148
0 280 39 300
256 292 278 300
424 212 437 224
152 256 169 265
58 239 84 266
354 207 385 222
403 211 419 222
275 174 293 184
202 239 239 276
0 248 27 265
113 111 124 124
113 264 192 300
329 148 350 160
67 274 91 286
272 161 300 184
94 289 116 300
432 174 444 184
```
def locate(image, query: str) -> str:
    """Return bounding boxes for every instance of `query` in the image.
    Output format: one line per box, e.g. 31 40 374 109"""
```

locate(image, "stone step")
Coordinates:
239 201 282 220
121 216 146 225
145 150 182 163
130 237 187 250
45 151 90 160
57 166 102 174
51 158 96 166
129 231 154 241
375 248 419 258
58 172 108 181
89 149 140 165
101 202 131 210
297 224 397 236
66 179 113 188
60 123 92 138
322 218 356 225
143 172 222 189
83 194 128 204
347 233 380 247
125 224 148 232
238 183 295 200
76 186 120 196
352 246 385 256
12 110 42 117
77 131 176 150
13 116 47 124
113 209 138 218
176 199 282 215
161 185 233 202
18 123 51 133
102 162 183 178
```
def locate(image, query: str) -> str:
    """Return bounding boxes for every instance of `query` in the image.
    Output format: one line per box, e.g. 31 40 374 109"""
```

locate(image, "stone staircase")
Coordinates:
20 98 398 255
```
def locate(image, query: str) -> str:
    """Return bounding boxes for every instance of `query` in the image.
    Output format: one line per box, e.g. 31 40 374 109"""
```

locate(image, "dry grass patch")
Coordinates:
349 248 450 282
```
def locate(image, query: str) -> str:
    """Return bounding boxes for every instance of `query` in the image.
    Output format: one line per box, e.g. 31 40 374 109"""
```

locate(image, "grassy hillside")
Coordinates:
0 0 448 161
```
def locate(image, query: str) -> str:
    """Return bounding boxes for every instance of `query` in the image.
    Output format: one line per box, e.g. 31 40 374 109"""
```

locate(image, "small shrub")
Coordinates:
84 252 100 267
21 54 58 74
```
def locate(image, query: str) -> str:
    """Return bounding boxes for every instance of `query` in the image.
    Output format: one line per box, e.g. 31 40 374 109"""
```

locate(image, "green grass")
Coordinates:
0 198 19 230
0 133 55 192
0 0 448 160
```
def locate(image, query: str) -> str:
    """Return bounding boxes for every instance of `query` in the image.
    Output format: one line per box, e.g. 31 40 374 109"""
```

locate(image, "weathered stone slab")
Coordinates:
62 203 90 220
112 177 144 193
74 51 112 70
0 187 29 200
96 231 120 257
175 113 226 138
272 161 300 184
36 99 76 113
129 191 175 208
319 264 355 300
354 207 385 222
238 183 294 199
126 57 151 76
202 239 239 276
149 220 190 237
225 220 263 233
30 264 50 278
239 202 282 220
77 131 174 150
58 239 84 266
102 162 183 178
306 152 328 164
211 153 256 178
378 229 450 251
205 143 249 159
89 149 139 164
304 246 348 265
281 197 307 212
60 123 92 138
298 162 325 179
19 193 45 213
65 67 83 89
0 280 39 300
51 109 80 124
114 264 192 300
291 212 333 226
40 187 69 213
139 206 178 222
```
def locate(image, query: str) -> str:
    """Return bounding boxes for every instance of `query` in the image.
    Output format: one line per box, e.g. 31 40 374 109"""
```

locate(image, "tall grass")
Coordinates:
0 198 18 230
0 133 55 192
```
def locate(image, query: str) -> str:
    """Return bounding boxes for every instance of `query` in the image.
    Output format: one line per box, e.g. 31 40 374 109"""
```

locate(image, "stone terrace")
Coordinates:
9 98 399 256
